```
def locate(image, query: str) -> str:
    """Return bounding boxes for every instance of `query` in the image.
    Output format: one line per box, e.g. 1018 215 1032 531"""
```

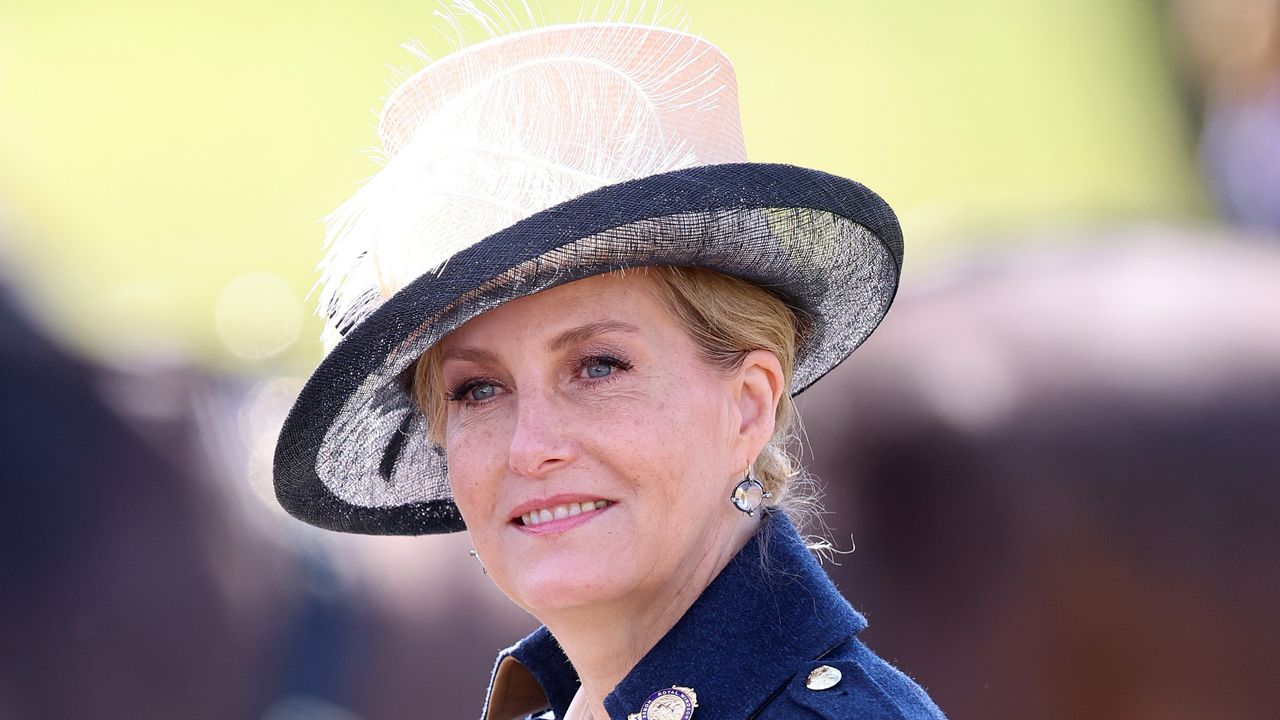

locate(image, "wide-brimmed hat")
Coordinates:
273 21 903 535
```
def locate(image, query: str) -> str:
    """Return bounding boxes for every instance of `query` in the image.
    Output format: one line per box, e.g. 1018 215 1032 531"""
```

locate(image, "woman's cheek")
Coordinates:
446 421 510 517
447 394 520 450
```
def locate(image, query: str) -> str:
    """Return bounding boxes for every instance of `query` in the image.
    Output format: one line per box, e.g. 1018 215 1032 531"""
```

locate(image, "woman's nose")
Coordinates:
507 387 575 478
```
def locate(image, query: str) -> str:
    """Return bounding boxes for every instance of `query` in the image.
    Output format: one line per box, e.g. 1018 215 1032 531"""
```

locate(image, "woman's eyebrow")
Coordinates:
440 346 500 365
548 320 640 352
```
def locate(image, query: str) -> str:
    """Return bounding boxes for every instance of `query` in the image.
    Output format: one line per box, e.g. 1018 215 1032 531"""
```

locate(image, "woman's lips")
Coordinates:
510 496 613 534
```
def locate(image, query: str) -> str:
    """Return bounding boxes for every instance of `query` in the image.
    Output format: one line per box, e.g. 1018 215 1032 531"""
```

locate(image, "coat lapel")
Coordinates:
482 512 867 719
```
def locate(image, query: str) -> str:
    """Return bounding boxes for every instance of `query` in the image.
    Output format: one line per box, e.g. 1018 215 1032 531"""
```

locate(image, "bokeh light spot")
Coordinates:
239 375 305 513
214 272 302 361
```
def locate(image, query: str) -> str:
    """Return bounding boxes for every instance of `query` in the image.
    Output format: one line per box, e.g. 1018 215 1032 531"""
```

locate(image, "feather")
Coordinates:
315 4 740 353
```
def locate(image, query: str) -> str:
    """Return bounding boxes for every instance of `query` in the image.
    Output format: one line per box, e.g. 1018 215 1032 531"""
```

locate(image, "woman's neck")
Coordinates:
542 519 758 720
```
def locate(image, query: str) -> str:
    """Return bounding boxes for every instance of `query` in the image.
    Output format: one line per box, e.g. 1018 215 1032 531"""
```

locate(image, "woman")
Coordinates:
274 13 945 720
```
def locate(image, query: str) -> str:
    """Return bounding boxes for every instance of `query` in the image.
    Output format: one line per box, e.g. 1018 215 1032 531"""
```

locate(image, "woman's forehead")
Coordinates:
440 272 673 349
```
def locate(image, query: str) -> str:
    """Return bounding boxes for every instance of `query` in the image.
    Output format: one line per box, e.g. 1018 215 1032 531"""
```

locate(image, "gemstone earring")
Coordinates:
731 468 772 517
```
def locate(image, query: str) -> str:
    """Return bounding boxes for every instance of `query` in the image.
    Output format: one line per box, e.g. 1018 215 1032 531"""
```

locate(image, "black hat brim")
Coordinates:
274 162 902 535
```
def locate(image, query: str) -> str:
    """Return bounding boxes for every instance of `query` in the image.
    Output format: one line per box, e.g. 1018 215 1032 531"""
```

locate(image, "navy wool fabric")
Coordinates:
484 512 945 719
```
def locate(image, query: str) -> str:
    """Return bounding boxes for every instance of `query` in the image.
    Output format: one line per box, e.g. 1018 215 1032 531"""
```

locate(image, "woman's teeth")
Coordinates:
521 500 609 526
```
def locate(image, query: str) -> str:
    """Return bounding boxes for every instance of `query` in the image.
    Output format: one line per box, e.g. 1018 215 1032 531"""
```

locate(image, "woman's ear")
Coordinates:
734 349 786 460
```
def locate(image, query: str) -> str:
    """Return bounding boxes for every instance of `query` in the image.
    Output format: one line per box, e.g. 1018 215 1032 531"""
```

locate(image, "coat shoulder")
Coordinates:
760 637 946 719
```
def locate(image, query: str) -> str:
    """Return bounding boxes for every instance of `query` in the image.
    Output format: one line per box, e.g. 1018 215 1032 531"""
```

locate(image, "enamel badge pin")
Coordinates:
628 685 698 720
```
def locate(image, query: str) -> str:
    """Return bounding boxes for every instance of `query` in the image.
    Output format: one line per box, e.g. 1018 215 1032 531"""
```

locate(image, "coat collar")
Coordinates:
481 511 867 720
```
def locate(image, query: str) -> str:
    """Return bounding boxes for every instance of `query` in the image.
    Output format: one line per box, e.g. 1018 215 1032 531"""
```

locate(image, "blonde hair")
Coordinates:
410 266 820 526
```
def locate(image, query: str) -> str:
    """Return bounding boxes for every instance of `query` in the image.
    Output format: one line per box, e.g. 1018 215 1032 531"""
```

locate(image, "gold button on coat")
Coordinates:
806 664 843 690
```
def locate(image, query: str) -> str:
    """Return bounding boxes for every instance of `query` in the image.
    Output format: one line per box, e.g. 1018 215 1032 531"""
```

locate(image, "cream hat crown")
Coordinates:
319 23 746 351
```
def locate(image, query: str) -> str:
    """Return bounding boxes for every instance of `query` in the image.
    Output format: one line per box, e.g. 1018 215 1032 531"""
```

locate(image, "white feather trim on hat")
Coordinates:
315 11 746 352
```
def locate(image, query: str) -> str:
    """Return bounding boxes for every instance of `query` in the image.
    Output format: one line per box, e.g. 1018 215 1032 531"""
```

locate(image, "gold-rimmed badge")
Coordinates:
628 685 698 720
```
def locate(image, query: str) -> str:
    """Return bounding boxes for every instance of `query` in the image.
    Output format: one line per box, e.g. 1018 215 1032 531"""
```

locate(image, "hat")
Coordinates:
273 21 903 535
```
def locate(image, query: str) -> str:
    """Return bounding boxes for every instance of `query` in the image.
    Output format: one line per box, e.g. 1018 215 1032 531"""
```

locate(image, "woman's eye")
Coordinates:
451 381 499 404
577 355 630 381
583 362 614 379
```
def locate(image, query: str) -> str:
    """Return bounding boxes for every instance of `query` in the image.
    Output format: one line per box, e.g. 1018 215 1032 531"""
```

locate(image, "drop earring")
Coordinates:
468 548 488 575
731 467 772 517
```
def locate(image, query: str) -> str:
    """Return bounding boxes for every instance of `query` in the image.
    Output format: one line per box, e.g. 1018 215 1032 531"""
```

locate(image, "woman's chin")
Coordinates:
501 564 635 615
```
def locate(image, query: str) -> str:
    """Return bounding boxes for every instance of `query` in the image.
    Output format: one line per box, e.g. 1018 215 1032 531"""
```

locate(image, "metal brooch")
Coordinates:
628 685 698 720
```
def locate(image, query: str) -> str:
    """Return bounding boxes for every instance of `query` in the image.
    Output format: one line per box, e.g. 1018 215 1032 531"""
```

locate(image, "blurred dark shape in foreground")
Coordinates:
2 224 1277 720
801 224 1280 720
0 274 328 718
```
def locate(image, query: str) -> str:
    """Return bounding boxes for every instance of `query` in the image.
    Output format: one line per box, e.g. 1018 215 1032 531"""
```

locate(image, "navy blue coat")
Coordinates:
480 512 946 719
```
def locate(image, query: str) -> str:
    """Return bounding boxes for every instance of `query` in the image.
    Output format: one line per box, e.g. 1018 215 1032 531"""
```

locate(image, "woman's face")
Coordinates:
439 272 776 615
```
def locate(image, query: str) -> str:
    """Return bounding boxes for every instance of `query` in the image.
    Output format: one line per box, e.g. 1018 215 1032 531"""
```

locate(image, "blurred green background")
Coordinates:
0 0 1206 373
10 4 1280 720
